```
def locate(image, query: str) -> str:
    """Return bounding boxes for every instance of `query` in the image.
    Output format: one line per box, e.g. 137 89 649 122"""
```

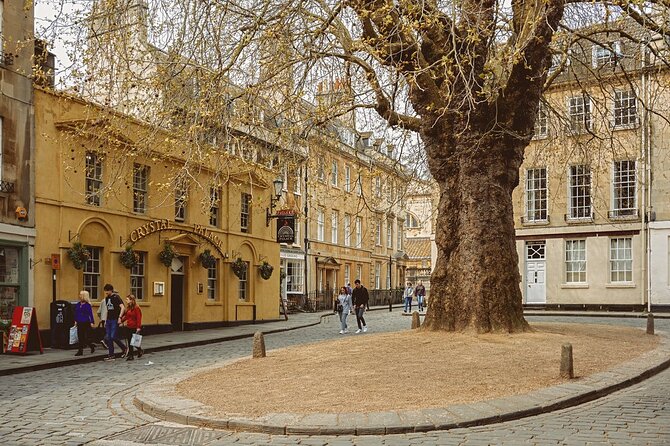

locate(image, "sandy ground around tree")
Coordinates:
177 323 658 417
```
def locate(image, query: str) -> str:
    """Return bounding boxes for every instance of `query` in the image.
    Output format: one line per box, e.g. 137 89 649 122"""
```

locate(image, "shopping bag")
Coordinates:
69 326 79 345
130 333 143 348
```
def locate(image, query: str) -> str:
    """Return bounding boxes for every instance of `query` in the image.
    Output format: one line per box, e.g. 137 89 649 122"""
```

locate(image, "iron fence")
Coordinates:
292 288 404 313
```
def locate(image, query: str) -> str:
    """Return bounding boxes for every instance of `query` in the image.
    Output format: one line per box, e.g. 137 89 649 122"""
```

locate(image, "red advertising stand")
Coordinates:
6 307 43 354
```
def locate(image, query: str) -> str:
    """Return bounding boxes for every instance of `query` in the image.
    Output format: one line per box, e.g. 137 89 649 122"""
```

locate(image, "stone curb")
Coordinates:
134 329 670 436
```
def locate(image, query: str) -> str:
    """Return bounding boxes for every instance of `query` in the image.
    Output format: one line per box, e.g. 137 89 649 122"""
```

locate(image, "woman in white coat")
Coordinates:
337 286 353 334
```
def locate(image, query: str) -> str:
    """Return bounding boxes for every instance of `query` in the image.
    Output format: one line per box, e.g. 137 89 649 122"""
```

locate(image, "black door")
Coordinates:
171 275 184 331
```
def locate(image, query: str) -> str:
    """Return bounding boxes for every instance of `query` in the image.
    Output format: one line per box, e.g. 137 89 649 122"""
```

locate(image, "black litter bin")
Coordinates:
50 300 75 349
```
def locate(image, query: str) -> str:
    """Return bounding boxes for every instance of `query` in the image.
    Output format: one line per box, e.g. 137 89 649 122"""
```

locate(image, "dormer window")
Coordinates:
592 41 622 68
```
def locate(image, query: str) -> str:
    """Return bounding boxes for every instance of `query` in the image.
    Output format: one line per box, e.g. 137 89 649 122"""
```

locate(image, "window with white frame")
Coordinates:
331 161 338 186
344 264 350 286
565 240 586 283
374 262 381 289
568 95 591 133
344 165 351 192
83 247 101 300
130 252 146 300
387 220 393 248
356 264 362 283
592 41 621 68
331 211 338 244
375 177 382 197
294 166 301 194
612 160 636 216
240 193 251 232
318 158 325 181
397 221 403 251
133 164 148 213
548 52 571 74
610 237 633 283
525 168 547 222
614 90 637 128
286 260 304 292
209 187 220 227
85 152 103 206
356 175 362 196
344 214 351 246
569 165 591 219
355 216 362 247
317 208 325 241
405 213 419 228
534 101 548 138
238 261 249 300
294 218 301 245
174 178 187 222
207 264 217 300
375 220 381 246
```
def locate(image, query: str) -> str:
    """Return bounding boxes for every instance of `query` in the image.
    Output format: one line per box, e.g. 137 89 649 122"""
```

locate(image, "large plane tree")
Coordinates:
40 0 670 332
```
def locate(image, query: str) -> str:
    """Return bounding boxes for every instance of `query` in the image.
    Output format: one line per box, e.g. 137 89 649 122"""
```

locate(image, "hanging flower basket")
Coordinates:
231 258 247 279
158 242 176 267
119 245 139 269
259 261 274 280
67 241 90 270
199 249 217 269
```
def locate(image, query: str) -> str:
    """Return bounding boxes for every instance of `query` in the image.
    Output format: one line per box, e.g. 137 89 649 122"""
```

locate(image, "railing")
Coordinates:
0 180 15 193
294 288 405 313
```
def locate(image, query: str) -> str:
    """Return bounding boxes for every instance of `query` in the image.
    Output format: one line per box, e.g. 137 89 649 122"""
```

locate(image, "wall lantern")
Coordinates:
266 177 285 226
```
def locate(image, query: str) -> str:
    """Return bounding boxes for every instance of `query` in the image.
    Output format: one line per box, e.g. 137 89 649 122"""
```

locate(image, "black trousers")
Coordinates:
76 323 94 353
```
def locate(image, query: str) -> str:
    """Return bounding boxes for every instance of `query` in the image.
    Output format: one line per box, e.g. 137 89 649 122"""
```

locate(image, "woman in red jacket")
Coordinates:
121 294 143 360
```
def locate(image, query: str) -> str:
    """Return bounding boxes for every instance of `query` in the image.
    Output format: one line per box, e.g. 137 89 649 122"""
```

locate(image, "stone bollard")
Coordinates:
411 311 421 329
560 343 574 379
647 313 655 335
252 331 266 358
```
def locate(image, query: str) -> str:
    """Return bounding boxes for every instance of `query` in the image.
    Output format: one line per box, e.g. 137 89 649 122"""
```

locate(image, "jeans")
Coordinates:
417 295 424 310
340 310 349 331
404 296 412 313
104 319 126 356
355 307 366 330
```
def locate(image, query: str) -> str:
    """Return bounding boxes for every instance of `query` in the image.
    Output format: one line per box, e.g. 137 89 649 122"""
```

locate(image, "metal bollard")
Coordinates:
647 313 655 335
389 299 392 312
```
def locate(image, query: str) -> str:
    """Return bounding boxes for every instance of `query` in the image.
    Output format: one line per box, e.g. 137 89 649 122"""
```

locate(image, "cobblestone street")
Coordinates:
1 313 668 445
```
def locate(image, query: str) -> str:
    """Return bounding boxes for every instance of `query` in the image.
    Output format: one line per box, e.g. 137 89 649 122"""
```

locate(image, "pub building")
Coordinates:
32 89 284 338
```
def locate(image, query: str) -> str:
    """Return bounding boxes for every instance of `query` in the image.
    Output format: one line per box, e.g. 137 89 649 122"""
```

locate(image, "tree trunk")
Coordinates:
422 135 530 333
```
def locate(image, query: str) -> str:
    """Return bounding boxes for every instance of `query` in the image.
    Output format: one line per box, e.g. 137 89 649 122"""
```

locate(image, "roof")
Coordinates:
404 237 431 260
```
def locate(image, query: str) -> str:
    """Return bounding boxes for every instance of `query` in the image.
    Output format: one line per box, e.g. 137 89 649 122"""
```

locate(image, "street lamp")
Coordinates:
266 177 284 226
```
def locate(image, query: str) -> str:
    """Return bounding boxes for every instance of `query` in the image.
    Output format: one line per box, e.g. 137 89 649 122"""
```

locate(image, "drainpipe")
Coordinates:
640 40 651 312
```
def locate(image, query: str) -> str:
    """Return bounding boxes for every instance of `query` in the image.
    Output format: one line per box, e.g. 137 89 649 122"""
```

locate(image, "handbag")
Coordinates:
130 333 143 348
69 326 79 345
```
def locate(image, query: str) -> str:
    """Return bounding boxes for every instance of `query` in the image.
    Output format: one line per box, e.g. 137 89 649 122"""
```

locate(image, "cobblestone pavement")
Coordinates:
1 313 668 446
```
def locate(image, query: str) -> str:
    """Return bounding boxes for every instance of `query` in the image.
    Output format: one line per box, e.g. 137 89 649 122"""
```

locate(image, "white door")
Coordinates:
526 241 546 304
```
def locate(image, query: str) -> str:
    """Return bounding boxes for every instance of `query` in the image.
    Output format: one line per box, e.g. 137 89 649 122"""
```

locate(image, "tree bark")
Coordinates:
422 135 530 333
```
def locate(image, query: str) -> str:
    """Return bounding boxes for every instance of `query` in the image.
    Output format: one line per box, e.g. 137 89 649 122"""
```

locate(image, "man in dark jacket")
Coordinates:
351 279 369 333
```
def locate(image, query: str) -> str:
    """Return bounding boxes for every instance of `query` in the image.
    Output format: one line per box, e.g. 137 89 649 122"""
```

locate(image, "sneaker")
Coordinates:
103 356 115 361
363 326 368 332
355 329 362 334
74 351 83 357
121 348 128 358
343 329 349 333
339 330 345 334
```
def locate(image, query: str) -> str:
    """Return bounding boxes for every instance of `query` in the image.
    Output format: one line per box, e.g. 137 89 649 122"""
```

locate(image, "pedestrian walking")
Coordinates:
102 283 127 361
96 293 109 349
351 279 369 333
73 290 95 356
120 294 143 361
403 281 414 313
415 281 426 312
337 286 353 334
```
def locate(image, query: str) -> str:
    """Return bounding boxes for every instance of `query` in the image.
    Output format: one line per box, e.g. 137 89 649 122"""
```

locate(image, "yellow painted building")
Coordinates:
34 88 281 332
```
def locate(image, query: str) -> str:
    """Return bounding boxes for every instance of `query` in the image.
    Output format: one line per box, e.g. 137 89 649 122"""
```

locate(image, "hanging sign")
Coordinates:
276 211 296 244
6 306 43 354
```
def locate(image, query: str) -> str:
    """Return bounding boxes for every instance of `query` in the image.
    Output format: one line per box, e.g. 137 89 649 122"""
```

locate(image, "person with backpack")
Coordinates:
415 281 426 312
102 283 127 361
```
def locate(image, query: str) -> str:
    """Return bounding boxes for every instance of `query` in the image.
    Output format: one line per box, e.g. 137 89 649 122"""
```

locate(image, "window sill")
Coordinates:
205 300 222 306
236 301 256 305
606 283 636 288
612 123 639 131
561 283 589 289
565 216 594 224
520 219 550 226
532 133 548 141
